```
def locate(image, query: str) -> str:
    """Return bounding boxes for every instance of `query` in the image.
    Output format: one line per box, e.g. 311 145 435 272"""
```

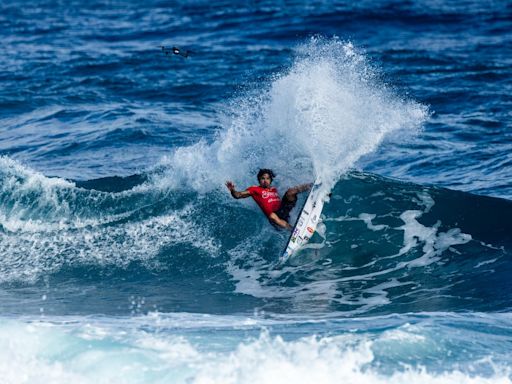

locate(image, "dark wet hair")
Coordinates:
257 168 276 181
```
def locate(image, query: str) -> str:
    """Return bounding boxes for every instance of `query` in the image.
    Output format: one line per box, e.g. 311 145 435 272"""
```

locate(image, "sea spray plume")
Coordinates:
157 37 428 194
266 37 429 190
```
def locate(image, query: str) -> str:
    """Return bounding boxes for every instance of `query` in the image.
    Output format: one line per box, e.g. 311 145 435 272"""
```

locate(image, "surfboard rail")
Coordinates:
281 179 326 262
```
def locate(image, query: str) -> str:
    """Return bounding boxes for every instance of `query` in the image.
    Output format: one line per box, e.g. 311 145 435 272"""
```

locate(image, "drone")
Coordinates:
159 45 191 59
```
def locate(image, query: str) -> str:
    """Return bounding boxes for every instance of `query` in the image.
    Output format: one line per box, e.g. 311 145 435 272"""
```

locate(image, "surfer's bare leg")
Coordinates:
284 183 313 202
268 212 292 230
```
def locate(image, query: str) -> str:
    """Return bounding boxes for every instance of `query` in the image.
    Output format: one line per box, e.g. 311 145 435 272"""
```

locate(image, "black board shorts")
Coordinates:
274 195 297 222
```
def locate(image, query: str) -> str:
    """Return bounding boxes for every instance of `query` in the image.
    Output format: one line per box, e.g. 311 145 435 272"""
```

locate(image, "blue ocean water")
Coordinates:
1 0 511 382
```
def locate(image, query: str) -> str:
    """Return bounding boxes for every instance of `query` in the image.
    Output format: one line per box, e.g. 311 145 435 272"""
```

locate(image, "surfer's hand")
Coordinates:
225 181 235 191
226 184 250 199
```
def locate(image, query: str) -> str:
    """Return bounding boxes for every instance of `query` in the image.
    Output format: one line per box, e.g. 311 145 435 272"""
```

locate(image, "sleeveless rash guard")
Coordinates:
247 186 281 217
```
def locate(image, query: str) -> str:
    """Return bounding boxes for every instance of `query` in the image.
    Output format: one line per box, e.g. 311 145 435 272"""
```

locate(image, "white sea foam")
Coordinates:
359 213 388 231
0 155 129 225
0 156 221 282
0 206 219 283
326 190 472 270
326 212 388 231
397 193 472 268
0 159 218 282
0 315 510 384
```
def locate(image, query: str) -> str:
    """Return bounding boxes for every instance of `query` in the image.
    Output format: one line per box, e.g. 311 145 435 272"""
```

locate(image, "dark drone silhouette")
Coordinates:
159 45 191 59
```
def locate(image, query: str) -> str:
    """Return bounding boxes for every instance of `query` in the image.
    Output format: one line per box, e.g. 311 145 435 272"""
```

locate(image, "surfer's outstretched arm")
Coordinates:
225 181 251 199
268 212 292 230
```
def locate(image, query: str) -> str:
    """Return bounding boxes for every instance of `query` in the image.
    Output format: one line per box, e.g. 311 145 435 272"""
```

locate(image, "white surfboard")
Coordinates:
281 179 327 262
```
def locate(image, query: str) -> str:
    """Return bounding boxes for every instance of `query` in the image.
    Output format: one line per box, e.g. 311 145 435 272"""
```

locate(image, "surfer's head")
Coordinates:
257 169 275 188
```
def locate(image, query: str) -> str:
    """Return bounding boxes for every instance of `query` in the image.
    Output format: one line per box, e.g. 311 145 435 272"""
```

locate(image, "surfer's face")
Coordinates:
258 174 272 188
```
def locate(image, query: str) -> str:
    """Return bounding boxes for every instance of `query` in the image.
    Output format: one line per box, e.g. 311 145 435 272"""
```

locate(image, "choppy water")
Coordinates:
1 0 511 383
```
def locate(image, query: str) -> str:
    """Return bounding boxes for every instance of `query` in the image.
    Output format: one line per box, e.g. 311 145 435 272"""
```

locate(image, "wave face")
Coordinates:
1 156 510 317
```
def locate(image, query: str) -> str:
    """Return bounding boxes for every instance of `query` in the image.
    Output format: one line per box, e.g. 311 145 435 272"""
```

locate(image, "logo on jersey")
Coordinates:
261 190 278 199
307 226 314 234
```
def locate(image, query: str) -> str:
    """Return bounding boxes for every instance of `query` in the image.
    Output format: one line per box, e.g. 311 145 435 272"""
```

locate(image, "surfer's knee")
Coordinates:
284 189 298 201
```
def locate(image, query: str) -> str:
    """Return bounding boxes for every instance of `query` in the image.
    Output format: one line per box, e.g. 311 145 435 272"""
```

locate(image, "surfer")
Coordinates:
225 169 312 230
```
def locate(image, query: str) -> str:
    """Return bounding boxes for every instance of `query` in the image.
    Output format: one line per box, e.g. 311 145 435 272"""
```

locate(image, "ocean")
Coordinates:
1 0 511 382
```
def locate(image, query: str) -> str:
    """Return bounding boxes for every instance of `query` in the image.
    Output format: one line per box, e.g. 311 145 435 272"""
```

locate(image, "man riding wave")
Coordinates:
226 169 311 230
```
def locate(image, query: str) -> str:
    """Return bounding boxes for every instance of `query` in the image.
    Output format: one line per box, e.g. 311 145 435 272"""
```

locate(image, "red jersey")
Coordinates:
247 186 281 217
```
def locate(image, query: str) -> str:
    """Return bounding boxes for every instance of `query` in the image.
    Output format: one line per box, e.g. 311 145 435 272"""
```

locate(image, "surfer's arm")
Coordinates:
225 181 251 199
268 212 292 230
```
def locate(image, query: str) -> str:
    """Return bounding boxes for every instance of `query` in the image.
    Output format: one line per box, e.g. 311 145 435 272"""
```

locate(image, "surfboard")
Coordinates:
281 179 326 262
